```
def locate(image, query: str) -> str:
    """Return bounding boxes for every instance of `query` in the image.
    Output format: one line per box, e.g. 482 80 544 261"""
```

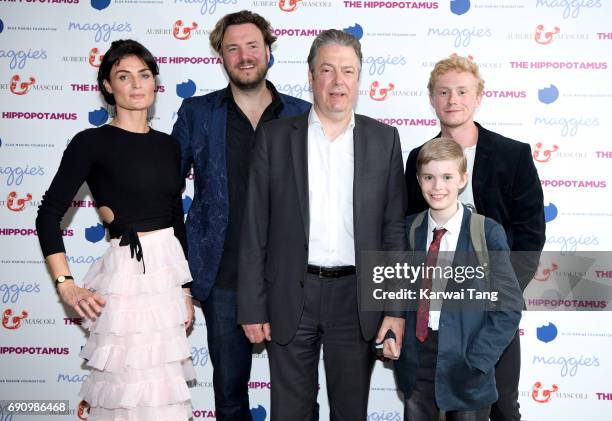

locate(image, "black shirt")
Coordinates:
215 82 283 290
36 125 189 283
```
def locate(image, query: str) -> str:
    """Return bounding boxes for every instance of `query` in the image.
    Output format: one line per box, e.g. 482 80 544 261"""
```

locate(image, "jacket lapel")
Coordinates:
446 206 473 294
454 206 472 253
415 214 429 251
472 123 493 211
353 115 366 239
209 93 229 208
290 115 310 242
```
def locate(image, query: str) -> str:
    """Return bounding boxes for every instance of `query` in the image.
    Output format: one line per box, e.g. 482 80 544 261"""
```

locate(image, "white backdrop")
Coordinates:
1 1 612 420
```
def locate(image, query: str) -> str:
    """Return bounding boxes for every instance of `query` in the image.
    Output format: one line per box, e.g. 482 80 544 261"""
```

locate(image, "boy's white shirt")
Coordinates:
426 201 464 331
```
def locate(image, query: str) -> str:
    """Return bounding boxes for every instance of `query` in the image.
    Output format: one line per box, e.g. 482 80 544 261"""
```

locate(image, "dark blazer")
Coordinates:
237 110 407 345
171 86 310 302
394 206 523 411
405 122 545 290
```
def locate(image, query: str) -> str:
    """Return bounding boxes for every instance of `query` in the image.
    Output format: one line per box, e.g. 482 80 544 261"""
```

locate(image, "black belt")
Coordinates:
307 264 356 278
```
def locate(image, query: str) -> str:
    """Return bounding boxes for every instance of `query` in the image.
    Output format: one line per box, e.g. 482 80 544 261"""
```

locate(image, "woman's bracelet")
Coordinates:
184 291 193 298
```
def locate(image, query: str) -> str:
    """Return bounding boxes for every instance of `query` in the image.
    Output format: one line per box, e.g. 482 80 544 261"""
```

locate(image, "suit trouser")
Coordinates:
267 273 373 421
490 331 521 421
404 329 491 421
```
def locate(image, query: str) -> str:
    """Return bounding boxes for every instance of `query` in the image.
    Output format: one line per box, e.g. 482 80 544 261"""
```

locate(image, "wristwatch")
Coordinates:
55 275 74 288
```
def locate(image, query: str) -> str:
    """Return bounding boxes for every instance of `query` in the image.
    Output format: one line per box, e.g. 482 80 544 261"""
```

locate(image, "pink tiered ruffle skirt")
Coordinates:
79 228 195 420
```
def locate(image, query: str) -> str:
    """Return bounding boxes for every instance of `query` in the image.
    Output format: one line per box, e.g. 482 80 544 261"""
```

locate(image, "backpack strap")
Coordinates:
469 213 488 270
469 212 494 309
409 210 428 250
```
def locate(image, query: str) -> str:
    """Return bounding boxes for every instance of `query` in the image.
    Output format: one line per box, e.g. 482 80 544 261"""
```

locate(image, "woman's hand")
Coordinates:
57 280 106 320
183 288 194 330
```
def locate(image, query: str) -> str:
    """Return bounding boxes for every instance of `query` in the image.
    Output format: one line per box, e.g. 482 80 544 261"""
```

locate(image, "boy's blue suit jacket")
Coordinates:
171 88 310 302
394 205 523 411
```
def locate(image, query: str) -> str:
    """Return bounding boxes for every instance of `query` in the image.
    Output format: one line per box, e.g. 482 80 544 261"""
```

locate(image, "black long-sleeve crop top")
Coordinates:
36 125 188 279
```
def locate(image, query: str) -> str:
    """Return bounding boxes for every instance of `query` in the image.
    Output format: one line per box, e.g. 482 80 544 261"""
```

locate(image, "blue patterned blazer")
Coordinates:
171 85 310 301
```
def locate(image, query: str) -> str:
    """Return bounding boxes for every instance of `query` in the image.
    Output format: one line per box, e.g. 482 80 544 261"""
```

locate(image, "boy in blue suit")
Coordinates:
394 138 523 421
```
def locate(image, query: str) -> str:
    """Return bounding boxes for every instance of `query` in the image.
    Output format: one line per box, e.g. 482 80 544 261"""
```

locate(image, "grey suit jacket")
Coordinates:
237 109 407 345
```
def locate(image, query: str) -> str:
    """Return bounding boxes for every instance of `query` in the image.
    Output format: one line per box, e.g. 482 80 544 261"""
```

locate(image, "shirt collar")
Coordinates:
222 80 284 115
427 201 464 236
308 108 355 136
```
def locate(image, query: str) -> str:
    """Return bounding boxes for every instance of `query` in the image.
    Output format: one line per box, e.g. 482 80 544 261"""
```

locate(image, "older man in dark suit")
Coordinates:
237 29 407 421
404 55 546 421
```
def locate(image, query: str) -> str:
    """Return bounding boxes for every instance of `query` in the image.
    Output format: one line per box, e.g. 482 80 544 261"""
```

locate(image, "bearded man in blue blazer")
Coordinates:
172 11 309 420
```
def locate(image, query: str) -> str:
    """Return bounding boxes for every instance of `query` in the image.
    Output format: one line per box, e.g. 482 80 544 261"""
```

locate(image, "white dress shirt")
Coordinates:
307 108 356 267
426 201 464 330
459 144 477 212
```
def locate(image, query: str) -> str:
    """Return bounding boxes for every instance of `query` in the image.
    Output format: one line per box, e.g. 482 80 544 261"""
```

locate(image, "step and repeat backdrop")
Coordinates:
1 0 612 420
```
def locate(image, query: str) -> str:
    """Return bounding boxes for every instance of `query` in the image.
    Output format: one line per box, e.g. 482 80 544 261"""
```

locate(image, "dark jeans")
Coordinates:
202 287 253 421
490 331 521 421
404 329 491 421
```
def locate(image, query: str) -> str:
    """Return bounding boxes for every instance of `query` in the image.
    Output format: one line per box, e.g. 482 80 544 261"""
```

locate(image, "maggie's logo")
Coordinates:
10 74 36 95
533 142 558 162
7 191 32 212
173 20 198 40
2 308 28 330
532 381 558 403
279 0 301 12
535 24 560 45
369 81 395 101
88 48 104 67
77 400 90 419
534 263 559 281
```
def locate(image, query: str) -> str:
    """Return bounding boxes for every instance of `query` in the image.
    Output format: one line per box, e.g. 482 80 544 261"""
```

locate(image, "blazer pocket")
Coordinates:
359 169 387 181
479 183 512 209
480 180 511 197
462 359 490 392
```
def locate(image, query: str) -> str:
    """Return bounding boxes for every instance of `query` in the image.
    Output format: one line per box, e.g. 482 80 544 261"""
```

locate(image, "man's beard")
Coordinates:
225 59 268 91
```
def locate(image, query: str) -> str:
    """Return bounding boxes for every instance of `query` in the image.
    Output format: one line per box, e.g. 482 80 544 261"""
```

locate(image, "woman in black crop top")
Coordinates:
35 40 194 420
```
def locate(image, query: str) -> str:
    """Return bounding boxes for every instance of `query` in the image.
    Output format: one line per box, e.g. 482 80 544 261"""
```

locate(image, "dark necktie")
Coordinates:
416 228 447 342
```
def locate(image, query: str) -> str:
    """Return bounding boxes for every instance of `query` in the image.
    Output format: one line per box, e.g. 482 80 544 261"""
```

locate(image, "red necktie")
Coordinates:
416 228 447 343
